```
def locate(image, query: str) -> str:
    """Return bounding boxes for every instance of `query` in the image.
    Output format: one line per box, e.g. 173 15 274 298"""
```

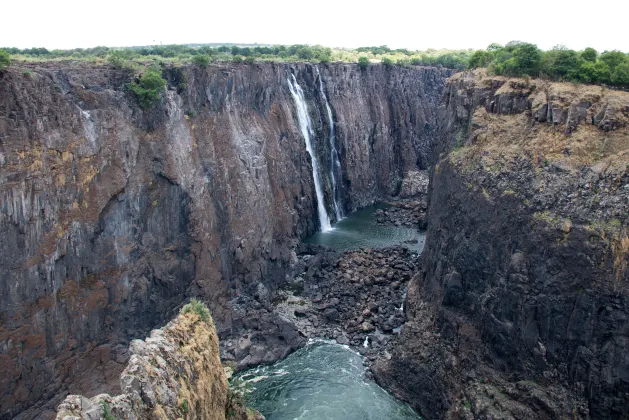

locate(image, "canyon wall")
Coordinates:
374 72 629 419
0 61 448 418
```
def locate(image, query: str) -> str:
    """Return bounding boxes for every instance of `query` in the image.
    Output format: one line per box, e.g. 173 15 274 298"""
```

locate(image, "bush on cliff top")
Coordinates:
0 49 10 71
182 298 211 323
467 42 629 88
129 66 166 109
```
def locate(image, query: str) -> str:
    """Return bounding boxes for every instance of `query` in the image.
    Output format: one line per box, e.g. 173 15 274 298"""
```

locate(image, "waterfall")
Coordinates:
315 67 344 221
287 74 332 232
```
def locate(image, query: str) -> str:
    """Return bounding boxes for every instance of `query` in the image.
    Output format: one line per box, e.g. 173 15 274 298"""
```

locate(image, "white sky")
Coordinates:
2 0 628 52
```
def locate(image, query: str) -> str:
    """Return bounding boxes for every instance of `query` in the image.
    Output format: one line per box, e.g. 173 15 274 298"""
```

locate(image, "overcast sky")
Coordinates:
2 0 628 52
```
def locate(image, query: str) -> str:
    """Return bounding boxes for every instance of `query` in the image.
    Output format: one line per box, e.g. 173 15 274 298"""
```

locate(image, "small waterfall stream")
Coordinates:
287 74 332 232
316 67 344 221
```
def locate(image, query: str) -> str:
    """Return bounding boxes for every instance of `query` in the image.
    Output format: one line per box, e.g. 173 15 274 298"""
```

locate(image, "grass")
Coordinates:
181 298 211 324
101 401 115 420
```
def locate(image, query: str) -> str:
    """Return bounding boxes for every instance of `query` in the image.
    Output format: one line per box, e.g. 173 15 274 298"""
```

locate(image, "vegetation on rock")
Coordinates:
182 297 211 324
0 49 10 71
467 41 629 87
128 66 166 109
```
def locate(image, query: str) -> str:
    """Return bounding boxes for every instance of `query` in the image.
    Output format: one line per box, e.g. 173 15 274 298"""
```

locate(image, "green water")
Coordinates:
235 341 421 420
303 203 425 253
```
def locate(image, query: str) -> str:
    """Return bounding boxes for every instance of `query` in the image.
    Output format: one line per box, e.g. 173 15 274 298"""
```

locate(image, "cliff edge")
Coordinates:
56 300 262 420
374 71 629 419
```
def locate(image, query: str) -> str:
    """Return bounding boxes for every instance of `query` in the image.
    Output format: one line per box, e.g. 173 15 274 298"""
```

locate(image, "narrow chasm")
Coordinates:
4 58 629 420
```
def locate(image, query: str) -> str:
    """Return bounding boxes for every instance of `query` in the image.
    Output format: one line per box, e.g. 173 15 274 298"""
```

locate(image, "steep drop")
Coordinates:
287 73 332 231
316 66 344 221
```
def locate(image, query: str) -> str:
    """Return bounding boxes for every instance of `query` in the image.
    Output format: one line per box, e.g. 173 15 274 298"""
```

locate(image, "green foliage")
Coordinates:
5 41 629 88
101 401 115 420
396 58 410 66
182 297 211 323
180 399 189 414
469 41 628 87
468 50 491 69
192 54 210 67
107 51 127 68
611 63 629 87
582 47 598 62
0 49 11 71
129 66 166 109
358 56 370 70
600 50 628 71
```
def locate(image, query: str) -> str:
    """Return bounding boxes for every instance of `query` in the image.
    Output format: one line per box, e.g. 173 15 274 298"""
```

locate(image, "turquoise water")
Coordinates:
303 204 425 253
235 341 421 420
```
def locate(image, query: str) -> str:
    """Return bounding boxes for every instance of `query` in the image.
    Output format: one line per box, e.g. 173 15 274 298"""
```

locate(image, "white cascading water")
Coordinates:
316 67 344 221
287 74 332 232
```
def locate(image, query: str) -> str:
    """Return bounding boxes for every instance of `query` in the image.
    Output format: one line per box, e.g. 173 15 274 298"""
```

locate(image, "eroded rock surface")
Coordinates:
0 61 449 418
56 308 262 420
373 72 629 419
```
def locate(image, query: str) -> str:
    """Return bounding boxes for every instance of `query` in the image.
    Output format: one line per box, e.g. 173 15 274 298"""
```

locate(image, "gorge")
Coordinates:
1 58 628 420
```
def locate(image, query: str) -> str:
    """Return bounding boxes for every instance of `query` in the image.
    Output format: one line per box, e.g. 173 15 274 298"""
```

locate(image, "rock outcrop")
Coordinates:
56 305 262 420
374 71 629 419
0 61 449 418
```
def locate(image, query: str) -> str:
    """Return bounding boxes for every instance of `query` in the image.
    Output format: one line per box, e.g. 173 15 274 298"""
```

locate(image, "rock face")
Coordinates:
56 308 261 420
0 61 449 418
373 72 629 419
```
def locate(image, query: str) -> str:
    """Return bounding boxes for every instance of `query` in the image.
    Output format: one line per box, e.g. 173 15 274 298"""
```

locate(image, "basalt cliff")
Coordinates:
0 61 448 418
373 71 629 419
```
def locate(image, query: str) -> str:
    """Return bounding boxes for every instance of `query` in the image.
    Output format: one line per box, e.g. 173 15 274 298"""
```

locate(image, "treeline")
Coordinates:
2 42 628 88
1 44 334 63
468 41 629 87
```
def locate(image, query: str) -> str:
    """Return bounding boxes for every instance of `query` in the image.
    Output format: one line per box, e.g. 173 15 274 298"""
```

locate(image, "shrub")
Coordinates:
357 56 370 70
468 50 491 69
182 297 211 323
101 401 115 420
381 56 393 66
108 51 127 69
410 57 421 66
129 66 166 109
232 55 243 64
192 54 210 67
245 56 255 64
581 47 598 63
0 49 11 71
611 63 629 87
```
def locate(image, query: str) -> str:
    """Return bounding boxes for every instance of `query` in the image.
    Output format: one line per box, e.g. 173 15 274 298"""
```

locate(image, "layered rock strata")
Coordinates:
0 61 448 418
374 71 629 419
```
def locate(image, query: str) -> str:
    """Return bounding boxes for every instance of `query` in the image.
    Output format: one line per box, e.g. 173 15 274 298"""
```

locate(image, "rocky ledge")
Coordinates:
373 72 629 419
56 303 263 420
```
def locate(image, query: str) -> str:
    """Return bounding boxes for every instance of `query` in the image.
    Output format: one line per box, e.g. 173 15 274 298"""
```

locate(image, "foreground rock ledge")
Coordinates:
56 308 262 420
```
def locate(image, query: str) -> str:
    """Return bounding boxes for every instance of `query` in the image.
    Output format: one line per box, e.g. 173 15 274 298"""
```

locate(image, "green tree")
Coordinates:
129 66 166 109
192 54 210 67
232 55 243 63
581 47 597 62
544 46 580 79
0 49 11 71
468 50 491 68
358 56 370 70
592 61 612 84
107 50 126 68
511 43 542 76
611 63 629 87
600 50 628 71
